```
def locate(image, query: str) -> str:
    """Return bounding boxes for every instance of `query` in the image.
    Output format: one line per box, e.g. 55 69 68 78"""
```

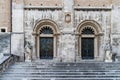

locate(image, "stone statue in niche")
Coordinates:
105 50 112 62
104 42 112 62
112 38 119 62
112 53 118 62
25 41 32 62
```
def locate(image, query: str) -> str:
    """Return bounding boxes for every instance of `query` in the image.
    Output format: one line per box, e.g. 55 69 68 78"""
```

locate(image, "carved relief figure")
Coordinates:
105 50 112 62
112 38 119 61
104 41 112 62
25 41 32 61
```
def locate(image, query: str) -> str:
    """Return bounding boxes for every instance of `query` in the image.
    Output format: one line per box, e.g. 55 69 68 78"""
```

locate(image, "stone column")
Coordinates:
60 0 75 62
31 35 37 60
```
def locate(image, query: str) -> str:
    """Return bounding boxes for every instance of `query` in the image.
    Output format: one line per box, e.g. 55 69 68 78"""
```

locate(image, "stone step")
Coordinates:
0 73 111 76
1 62 120 80
6 68 120 71
13 62 120 66
9 65 120 68
0 74 120 78
12 63 120 66
2 71 119 74
2 72 120 76
1 73 120 77
10 63 120 69
0 78 118 80
7 68 120 71
5 69 119 73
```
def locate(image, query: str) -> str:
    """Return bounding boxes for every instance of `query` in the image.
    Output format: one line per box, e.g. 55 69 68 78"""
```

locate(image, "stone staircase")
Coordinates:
0 61 120 80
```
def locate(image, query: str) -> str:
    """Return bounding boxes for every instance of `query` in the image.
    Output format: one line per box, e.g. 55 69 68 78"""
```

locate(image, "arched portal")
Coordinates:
33 19 60 59
76 20 103 60
39 26 54 59
81 27 95 59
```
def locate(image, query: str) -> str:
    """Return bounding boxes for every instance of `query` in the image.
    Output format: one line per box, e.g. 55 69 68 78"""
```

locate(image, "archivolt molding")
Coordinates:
76 20 103 60
32 19 60 35
76 20 103 36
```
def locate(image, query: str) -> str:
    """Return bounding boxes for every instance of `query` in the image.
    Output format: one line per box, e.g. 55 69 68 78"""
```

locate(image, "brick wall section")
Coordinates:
0 0 11 32
74 0 112 7
112 0 120 5
24 0 62 6
12 0 23 4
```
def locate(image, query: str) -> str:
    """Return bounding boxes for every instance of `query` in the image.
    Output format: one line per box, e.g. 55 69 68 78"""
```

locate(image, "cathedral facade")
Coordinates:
0 0 120 62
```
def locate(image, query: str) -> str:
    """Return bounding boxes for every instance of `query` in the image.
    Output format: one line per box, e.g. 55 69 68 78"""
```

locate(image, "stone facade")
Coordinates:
0 0 120 62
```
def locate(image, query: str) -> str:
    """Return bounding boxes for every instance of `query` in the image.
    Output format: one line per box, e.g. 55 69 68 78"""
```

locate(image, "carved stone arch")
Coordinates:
32 19 60 60
33 19 60 35
76 20 103 61
76 20 103 35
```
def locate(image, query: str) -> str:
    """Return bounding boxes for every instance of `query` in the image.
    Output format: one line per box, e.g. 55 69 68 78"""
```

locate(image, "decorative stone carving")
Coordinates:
65 13 71 23
25 41 32 62
112 38 119 46
105 50 112 62
112 53 118 62
104 39 113 62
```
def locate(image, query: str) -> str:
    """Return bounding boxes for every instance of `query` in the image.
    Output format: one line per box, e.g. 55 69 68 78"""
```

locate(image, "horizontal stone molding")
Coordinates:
60 31 76 35
32 32 60 36
74 6 112 10
24 6 62 9
11 32 25 34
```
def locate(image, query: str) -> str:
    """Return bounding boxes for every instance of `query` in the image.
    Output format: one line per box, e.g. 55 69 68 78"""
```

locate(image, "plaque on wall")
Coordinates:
65 13 71 23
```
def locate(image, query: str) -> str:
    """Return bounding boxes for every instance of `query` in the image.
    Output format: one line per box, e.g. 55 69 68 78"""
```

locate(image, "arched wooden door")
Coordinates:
76 20 103 61
81 38 94 59
81 27 95 59
39 26 54 59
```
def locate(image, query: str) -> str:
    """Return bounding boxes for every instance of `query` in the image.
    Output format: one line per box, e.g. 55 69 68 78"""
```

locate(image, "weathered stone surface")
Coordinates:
0 33 10 54
11 34 24 57
60 34 75 62
12 1 24 32
111 6 120 57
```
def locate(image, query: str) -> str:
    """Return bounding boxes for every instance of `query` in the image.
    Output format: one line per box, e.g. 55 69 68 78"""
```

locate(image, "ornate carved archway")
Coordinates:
76 20 103 60
32 19 60 59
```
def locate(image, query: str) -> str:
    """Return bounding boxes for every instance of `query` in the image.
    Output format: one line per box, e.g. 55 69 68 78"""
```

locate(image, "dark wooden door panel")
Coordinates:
40 37 53 59
81 38 94 59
